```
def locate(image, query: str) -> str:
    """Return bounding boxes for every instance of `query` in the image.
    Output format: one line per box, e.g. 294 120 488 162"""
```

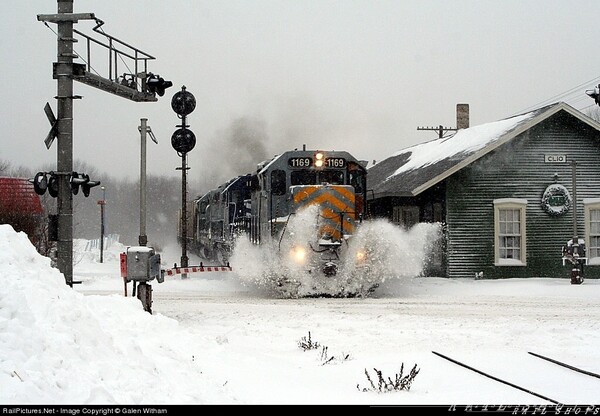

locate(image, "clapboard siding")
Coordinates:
446 112 600 279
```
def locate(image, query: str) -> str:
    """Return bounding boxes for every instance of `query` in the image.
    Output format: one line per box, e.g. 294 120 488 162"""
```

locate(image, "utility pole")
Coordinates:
139 118 148 247
417 104 470 139
56 1 75 286
38 1 170 287
138 118 158 247
38 2 95 286
98 185 106 262
417 125 457 139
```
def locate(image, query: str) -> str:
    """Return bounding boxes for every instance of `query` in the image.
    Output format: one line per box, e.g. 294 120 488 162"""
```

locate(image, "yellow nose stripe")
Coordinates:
292 185 356 241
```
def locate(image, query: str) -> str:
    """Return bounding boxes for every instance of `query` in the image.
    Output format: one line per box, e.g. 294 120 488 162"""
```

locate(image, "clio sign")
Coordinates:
544 154 567 163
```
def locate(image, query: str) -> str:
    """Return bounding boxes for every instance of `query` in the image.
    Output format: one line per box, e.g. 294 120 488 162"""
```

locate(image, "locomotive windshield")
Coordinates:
290 170 345 186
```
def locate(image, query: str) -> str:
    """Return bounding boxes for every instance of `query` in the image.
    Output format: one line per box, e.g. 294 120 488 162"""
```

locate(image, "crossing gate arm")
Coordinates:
164 264 233 276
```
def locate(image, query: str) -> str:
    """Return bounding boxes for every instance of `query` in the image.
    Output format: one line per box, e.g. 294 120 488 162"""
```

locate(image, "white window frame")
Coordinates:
494 198 527 266
584 198 600 265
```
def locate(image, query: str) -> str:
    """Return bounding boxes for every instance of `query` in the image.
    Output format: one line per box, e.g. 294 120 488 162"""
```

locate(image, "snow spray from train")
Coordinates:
178 148 377 297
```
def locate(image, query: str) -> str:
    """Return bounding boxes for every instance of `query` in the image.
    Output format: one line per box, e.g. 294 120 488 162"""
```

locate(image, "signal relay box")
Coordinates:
124 246 163 283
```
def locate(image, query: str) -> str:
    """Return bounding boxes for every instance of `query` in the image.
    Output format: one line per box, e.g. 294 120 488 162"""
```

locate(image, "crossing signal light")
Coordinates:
70 172 101 197
29 171 100 198
82 178 101 197
48 174 59 198
73 172 101 197
146 73 173 97
30 172 58 197
70 172 86 195
31 172 48 195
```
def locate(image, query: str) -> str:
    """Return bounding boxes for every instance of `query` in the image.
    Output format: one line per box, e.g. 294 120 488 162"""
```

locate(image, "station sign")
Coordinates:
544 154 567 163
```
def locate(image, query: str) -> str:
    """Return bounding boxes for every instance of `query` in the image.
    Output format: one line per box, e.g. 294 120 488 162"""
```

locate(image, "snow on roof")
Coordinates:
386 111 537 181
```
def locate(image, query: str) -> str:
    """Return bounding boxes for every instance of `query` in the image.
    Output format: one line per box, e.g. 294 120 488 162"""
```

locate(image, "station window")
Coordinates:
494 198 527 266
584 198 600 265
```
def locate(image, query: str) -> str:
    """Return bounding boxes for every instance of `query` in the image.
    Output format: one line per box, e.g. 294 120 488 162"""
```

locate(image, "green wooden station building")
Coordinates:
367 102 600 279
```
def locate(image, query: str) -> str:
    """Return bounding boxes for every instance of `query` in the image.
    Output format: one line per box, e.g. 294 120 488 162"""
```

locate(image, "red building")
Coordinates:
0 177 45 246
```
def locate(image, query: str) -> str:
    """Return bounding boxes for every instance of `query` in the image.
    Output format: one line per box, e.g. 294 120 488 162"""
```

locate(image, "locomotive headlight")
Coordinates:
290 246 307 264
356 249 367 264
315 152 324 167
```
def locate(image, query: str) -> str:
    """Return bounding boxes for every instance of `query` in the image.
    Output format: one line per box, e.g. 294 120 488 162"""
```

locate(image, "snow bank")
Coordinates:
0 224 233 404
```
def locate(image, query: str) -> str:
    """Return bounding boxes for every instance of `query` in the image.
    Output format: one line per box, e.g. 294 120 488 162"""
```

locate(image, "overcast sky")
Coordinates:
3 0 600 185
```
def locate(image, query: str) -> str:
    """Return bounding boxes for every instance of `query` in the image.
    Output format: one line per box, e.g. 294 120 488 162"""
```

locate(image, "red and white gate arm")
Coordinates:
164 263 233 276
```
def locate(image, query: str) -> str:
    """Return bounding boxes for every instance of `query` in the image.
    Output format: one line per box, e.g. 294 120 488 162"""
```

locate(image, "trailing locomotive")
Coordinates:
178 147 374 297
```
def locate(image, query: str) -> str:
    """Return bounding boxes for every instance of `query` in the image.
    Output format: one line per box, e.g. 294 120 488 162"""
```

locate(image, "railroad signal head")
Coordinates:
171 128 196 153
585 84 600 106
146 73 173 97
171 86 196 116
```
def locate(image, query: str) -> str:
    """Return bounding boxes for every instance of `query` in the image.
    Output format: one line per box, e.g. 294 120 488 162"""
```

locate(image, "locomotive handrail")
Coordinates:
278 212 296 252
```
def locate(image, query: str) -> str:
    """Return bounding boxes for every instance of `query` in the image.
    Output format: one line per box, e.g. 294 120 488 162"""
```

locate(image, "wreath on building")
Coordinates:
541 184 571 216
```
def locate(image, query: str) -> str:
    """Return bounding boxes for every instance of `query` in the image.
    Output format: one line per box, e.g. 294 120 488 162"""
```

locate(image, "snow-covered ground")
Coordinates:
1 223 600 405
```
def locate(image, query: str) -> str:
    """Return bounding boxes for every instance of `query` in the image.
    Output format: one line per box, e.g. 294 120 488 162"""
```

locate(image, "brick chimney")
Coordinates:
456 103 469 129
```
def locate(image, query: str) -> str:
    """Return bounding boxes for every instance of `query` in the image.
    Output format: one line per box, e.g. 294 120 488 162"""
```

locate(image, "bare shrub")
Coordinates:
357 363 420 393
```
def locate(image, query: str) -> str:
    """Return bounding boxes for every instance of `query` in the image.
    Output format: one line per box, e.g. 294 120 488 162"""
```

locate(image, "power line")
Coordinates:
513 75 600 115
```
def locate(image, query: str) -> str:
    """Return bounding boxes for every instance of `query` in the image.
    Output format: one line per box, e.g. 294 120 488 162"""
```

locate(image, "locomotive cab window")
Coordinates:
291 170 316 186
271 170 287 195
318 170 344 185
348 162 366 193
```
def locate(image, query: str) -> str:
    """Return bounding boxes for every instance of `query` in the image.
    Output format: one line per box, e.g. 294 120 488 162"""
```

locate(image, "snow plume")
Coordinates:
0 224 233 404
229 209 442 298
343 220 442 287
229 205 323 297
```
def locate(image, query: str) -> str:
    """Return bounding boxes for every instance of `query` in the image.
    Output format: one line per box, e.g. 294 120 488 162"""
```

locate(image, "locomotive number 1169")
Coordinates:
325 157 346 168
288 157 346 168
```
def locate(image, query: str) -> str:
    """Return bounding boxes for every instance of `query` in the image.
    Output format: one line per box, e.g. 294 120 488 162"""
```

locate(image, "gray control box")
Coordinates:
126 246 162 282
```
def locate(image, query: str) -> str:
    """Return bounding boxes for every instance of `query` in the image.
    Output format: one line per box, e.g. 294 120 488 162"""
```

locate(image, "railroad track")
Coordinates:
432 350 600 404
527 351 600 380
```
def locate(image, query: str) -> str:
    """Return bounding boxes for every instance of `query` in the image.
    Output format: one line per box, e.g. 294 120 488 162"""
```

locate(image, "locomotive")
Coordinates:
178 147 375 297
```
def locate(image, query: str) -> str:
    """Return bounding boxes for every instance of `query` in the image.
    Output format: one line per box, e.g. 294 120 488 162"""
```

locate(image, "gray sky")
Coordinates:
3 0 600 186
